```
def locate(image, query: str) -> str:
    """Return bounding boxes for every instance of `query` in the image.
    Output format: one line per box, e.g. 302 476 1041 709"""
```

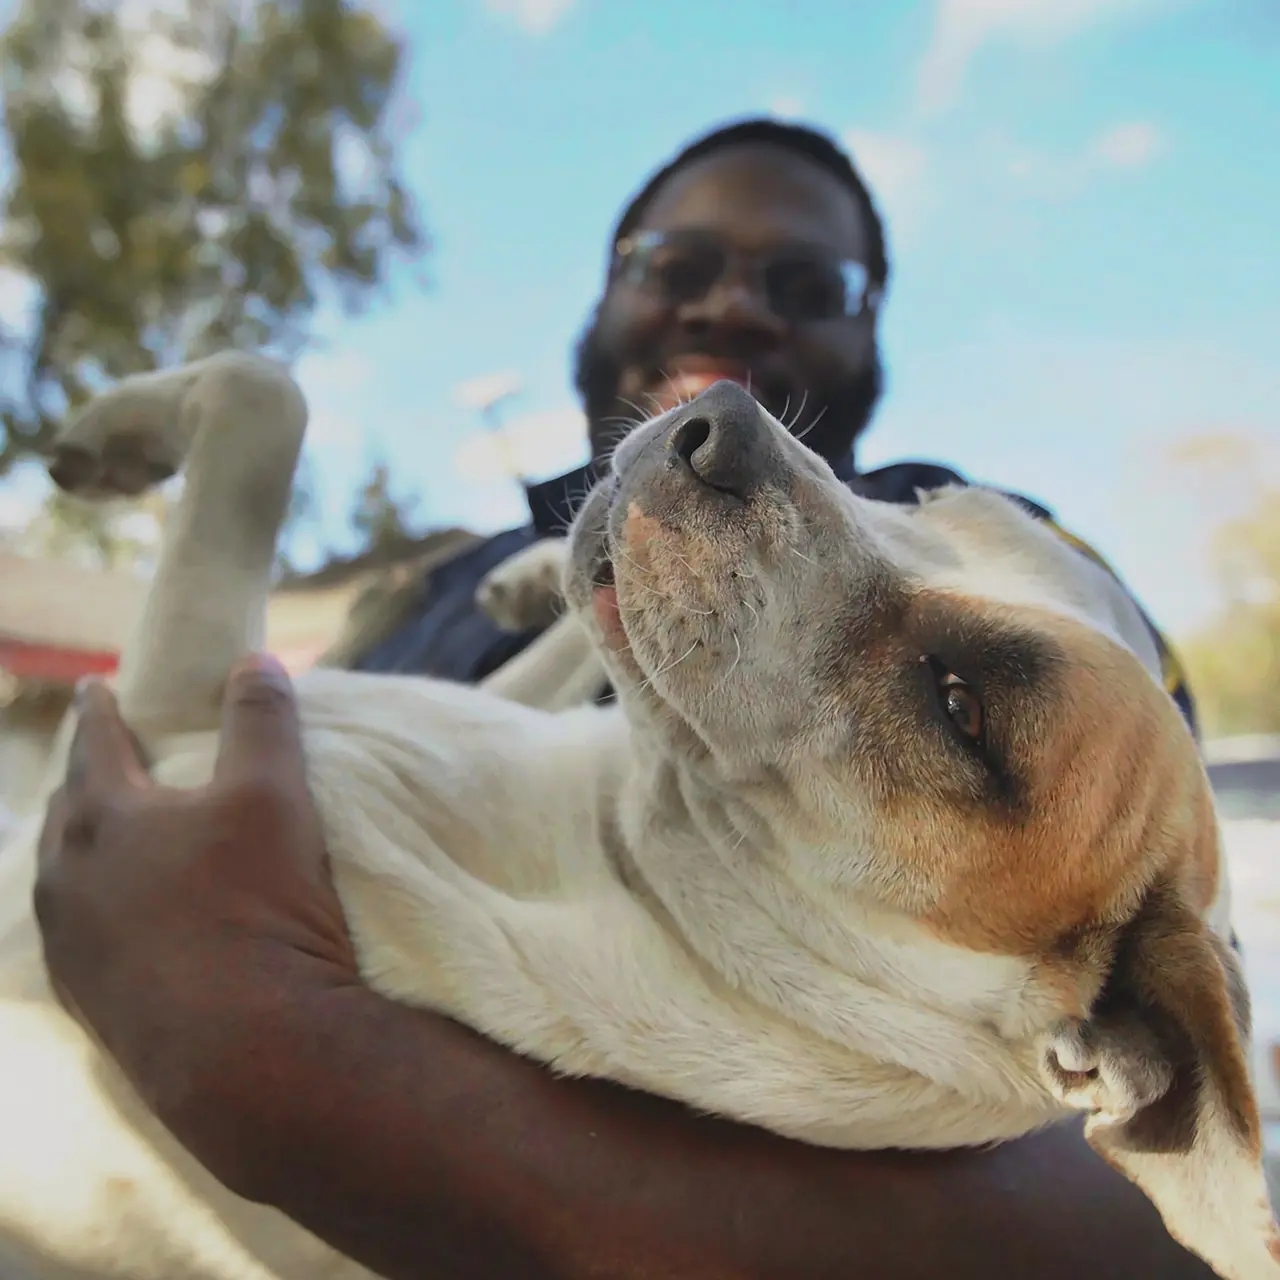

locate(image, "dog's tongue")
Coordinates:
593 584 620 628
592 584 626 649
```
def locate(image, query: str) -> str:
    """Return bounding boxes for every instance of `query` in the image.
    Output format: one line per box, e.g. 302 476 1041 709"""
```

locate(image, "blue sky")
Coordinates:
5 0 1280 639
291 0 1280 638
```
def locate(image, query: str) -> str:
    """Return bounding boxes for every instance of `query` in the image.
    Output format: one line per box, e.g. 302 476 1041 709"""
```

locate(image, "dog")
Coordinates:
0 352 1276 1280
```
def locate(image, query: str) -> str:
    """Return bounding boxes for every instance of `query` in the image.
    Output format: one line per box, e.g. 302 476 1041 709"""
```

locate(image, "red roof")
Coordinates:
0 638 119 683
0 552 371 684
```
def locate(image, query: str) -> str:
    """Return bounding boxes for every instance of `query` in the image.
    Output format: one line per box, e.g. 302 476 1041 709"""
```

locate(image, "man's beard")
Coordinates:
572 315 884 472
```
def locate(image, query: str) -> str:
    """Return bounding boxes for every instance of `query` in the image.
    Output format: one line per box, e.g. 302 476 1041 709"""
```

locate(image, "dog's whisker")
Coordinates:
614 574 715 617
618 396 657 425
636 638 700 693
721 631 743 684
610 546 663 581
600 413 645 430
793 403 826 444
786 389 810 433
619 583 714 617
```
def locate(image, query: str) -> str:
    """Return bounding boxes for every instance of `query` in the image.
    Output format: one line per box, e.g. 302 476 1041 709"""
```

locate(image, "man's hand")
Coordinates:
34 655 359 1183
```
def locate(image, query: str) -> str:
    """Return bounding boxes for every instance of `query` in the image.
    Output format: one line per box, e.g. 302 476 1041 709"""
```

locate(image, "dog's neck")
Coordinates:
604 724 1058 1084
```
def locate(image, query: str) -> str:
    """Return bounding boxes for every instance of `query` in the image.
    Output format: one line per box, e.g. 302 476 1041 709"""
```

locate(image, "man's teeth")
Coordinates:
658 372 747 406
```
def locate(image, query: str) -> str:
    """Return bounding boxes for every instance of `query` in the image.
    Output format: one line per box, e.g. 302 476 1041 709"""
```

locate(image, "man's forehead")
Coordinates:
634 142 869 258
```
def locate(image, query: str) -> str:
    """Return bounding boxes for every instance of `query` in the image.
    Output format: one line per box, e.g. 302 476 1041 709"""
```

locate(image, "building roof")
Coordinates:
0 529 476 681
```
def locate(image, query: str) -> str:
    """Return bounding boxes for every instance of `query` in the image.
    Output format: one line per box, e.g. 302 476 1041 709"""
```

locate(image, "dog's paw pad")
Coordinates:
476 573 540 632
47 432 178 500
1041 1018 1172 1122
476 543 568 631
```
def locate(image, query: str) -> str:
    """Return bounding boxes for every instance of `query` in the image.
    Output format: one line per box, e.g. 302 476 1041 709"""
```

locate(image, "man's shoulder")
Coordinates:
424 525 539 581
337 524 543 679
856 459 1053 520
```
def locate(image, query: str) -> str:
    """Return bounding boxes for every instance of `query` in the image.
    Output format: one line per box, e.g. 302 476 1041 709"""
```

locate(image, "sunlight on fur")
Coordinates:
0 354 1275 1279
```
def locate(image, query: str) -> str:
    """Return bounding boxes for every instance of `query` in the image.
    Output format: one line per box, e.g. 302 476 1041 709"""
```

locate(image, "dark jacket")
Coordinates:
347 455 1196 737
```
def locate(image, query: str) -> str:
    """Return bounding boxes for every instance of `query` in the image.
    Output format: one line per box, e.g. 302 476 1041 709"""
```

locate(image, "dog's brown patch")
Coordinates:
808 590 1219 959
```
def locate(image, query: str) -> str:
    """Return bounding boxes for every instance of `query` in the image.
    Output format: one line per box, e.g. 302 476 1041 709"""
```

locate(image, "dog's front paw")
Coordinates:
1040 1016 1173 1124
476 540 569 632
48 370 193 500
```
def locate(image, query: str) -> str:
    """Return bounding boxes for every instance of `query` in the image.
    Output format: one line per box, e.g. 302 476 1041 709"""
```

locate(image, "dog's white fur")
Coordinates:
0 352 1276 1280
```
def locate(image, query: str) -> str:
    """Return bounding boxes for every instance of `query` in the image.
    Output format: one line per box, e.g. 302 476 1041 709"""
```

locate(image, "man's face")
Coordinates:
575 141 883 469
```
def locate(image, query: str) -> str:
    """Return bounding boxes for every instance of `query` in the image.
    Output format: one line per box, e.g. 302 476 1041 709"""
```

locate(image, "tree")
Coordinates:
348 455 418 553
1178 486 1280 737
0 0 425 563
1169 435 1280 737
4 483 168 571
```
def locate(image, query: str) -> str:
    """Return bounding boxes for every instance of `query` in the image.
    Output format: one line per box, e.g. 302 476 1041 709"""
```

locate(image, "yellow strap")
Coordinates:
1040 518 1187 698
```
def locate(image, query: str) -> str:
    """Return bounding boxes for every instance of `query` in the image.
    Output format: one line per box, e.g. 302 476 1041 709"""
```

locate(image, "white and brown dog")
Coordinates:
0 353 1276 1280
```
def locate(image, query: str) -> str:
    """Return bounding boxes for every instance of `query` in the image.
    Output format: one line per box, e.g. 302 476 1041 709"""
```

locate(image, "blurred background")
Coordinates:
1 0 1277 726
0 0 1276 1175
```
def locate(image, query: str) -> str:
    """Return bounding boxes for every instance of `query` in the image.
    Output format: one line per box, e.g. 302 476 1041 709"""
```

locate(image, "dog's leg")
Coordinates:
48 352 307 738
475 538 569 634
476 540 609 711
480 613 607 711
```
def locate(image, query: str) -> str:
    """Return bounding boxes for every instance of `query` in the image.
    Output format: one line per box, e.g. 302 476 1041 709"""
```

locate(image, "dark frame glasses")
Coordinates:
613 229 879 323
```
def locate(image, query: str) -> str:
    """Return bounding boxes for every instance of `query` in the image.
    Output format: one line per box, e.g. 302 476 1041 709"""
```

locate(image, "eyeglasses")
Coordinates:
612 229 878 323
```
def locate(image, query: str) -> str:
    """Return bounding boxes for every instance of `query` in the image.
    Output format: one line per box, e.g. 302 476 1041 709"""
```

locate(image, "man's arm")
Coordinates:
35 663 1216 1280
221 982 1216 1280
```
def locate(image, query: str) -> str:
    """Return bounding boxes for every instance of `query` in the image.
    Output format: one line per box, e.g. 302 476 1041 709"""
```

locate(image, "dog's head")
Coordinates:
565 380 1278 1279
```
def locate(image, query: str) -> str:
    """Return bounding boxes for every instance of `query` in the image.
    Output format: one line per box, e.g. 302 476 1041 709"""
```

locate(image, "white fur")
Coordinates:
0 354 1272 1280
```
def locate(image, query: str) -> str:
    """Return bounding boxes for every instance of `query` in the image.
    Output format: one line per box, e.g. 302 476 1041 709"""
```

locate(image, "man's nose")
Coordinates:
679 275 786 341
665 381 780 499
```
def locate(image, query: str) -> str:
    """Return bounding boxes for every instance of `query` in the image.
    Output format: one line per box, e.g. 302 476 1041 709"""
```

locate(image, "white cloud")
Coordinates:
916 0 1174 115
443 402 591 538
452 369 524 413
987 118 1167 200
482 0 578 35
453 404 587 484
842 129 932 244
767 96 806 120
844 129 929 212
1091 119 1165 168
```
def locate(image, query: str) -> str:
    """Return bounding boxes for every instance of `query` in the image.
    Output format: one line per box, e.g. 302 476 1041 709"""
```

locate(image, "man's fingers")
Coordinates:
213 653 308 792
65 681 152 808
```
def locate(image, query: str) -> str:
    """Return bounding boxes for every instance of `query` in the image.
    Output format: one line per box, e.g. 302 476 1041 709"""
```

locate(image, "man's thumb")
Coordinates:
212 653 305 787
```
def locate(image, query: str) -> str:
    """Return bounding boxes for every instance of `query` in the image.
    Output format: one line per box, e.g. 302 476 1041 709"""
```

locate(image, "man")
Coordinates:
34 120 1215 1278
337 118 1192 730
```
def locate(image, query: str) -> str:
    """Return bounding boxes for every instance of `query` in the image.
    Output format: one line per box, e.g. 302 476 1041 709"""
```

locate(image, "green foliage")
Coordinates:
1180 484 1280 737
0 0 426 566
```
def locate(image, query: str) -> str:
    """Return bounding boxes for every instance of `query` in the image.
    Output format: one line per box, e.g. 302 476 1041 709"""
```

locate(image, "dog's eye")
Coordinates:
939 672 983 741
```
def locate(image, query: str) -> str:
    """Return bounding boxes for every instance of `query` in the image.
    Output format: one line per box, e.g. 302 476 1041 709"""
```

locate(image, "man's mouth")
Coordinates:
648 360 759 413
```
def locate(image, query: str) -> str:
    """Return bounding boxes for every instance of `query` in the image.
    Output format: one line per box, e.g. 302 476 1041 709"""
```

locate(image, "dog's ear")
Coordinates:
1041 881 1280 1280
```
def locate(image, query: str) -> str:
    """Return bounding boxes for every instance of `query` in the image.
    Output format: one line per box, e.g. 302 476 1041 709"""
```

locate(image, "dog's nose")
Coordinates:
666 380 773 499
